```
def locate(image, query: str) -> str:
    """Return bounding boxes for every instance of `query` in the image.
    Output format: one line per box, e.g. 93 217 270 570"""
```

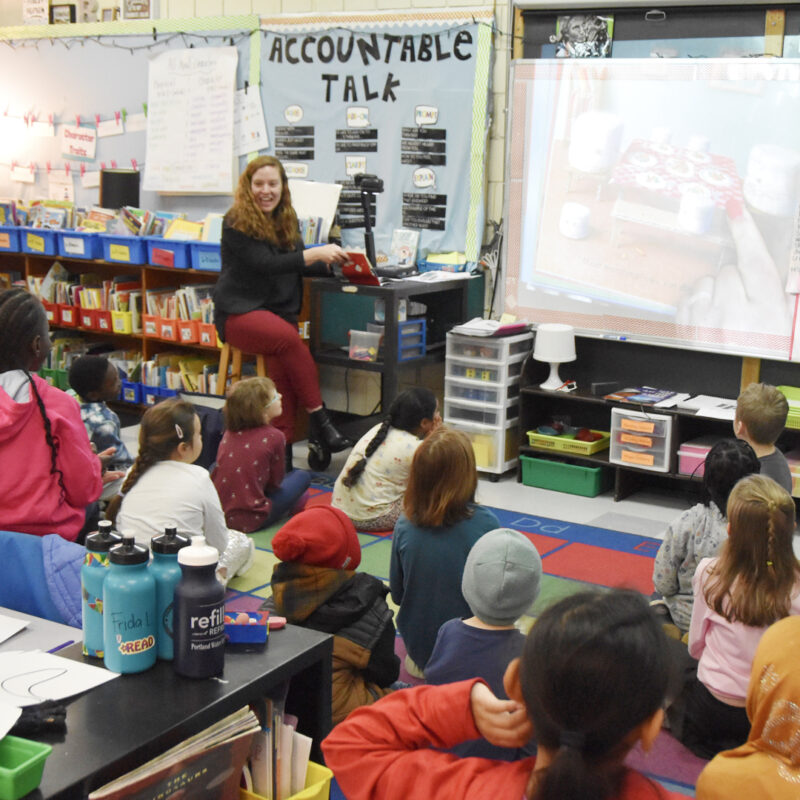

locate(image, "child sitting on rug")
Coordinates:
271 505 400 724
323 589 677 800
652 439 759 632
390 427 500 677
332 387 440 531
212 377 310 533
425 528 541 760
695 614 800 800
69 355 133 501
669 474 800 759
109 397 253 585
734 382 792 493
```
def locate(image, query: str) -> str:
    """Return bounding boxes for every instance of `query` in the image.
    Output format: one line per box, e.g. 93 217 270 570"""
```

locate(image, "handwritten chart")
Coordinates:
144 47 238 194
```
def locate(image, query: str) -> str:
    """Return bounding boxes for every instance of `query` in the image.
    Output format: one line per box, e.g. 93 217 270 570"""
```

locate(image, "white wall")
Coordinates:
1 0 511 249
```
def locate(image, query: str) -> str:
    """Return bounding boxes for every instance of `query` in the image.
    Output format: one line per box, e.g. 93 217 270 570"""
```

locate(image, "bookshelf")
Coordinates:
0 251 312 403
519 343 800 502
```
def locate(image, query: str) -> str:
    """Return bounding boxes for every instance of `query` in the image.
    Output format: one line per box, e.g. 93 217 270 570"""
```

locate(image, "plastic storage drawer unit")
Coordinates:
446 333 531 363
609 407 673 473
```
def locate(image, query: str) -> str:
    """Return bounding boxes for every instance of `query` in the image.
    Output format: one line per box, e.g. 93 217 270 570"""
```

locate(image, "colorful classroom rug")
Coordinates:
226 478 705 798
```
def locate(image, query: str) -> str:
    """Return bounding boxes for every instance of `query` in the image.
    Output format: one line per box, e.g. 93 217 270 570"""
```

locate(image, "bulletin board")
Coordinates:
257 11 494 262
0 16 260 219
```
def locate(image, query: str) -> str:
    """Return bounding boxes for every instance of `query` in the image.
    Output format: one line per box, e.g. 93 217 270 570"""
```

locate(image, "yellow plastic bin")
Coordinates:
239 760 333 800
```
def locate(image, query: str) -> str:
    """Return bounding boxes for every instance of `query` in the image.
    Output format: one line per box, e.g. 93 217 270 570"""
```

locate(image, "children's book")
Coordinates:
87 707 259 800
164 218 203 241
603 387 677 404
390 228 420 267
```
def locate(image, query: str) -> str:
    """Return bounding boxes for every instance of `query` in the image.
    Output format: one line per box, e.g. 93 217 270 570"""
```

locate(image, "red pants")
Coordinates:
224 310 322 443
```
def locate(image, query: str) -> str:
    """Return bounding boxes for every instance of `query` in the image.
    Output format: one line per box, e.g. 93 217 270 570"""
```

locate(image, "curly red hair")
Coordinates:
225 156 299 249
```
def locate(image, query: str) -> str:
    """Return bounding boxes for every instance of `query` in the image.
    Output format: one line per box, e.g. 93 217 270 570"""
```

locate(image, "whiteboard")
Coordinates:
504 59 800 361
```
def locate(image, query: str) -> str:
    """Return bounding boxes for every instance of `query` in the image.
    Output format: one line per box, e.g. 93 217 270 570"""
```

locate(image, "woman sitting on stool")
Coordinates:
213 155 352 458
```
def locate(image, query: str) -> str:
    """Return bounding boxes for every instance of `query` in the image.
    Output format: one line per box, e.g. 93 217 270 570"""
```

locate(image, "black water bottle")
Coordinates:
173 536 226 678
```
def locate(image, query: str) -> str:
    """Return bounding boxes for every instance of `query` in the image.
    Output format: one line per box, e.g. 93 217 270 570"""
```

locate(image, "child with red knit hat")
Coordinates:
271 506 400 724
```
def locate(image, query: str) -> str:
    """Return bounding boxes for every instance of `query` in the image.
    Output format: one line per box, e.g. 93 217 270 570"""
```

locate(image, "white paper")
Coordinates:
22 0 47 24
11 165 35 184
49 173 75 202
290 731 312 795
97 117 124 138
278 722 294 800
0 699 21 739
0 651 117 707
0 614 28 645
288 179 342 243
30 120 55 137
81 170 101 189
233 88 269 156
144 47 238 194
125 112 147 133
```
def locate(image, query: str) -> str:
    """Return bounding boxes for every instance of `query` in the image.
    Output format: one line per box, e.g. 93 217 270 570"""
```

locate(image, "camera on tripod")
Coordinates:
354 173 384 194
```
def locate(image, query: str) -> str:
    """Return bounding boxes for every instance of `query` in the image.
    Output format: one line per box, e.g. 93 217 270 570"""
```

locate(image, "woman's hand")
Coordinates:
303 243 348 267
469 682 533 748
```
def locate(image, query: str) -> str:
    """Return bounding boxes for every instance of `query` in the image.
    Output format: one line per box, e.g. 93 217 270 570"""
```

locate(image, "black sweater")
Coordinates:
214 223 324 337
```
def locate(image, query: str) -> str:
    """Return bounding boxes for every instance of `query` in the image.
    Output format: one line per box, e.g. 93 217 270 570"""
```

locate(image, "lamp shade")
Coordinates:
533 324 576 364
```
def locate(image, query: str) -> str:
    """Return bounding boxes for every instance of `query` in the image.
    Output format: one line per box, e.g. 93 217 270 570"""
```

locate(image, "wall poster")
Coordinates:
258 12 493 262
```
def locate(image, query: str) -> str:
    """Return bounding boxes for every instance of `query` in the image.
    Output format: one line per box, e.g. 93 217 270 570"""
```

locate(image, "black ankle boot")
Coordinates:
309 407 353 453
285 442 293 473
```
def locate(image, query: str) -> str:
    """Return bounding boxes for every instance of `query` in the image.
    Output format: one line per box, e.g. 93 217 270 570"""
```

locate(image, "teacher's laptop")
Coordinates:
338 252 382 286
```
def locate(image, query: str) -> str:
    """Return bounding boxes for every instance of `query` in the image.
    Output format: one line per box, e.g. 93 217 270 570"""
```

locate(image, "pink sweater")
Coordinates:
0 374 101 541
689 557 800 702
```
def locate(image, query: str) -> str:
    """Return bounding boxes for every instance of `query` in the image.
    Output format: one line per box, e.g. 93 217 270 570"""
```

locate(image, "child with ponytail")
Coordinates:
673 473 800 759
323 589 679 800
332 387 440 531
0 288 108 541
110 397 253 584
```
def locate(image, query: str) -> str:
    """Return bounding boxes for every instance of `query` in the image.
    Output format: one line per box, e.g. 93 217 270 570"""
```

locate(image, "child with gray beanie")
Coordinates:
424 528 542 760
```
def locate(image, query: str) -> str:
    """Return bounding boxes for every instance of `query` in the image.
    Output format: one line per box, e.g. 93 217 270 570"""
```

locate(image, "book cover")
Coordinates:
164 218 203 241
604 387 676 404
88 708 259 800
390 228 420 267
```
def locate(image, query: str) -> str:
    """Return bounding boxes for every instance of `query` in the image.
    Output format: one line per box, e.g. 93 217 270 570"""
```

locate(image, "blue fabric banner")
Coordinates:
258 16 492 261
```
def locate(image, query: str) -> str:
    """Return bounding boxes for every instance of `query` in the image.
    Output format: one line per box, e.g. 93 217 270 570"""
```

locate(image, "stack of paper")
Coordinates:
777 386 800 429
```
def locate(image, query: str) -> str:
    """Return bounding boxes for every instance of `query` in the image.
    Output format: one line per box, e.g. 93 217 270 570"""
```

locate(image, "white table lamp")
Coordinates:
533 324 576 391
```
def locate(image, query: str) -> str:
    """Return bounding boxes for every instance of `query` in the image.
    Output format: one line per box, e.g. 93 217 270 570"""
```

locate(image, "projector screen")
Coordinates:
504 58 800 361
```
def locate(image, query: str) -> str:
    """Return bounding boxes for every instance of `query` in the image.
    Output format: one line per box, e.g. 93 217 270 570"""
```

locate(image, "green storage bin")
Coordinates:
0 735 51 800
521 454 612 497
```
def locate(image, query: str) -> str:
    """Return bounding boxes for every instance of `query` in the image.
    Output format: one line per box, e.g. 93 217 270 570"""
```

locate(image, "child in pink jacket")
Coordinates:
0 289 105 541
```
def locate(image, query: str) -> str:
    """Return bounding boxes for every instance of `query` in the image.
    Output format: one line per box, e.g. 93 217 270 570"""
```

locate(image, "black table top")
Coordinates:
26 624 332 800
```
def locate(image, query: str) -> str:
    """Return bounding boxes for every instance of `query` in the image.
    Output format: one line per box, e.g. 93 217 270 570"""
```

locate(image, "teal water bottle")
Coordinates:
148 527 190 661
103 532 157 674
173 536 226 678
81 520 122 658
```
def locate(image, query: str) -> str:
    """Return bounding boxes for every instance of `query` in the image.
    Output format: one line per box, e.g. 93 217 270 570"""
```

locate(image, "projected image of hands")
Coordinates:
516 59 800 357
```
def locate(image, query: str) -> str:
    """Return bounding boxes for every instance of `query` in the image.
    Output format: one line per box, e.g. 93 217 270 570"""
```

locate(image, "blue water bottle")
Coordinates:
148 527 190 661
103 532 157 674
173 536 226 678
81 520 122 658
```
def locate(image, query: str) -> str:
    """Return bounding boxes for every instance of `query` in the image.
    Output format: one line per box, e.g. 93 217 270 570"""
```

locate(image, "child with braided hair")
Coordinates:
0 288 108 542
332 387 440 531
671 473 800 759
109 397 254 585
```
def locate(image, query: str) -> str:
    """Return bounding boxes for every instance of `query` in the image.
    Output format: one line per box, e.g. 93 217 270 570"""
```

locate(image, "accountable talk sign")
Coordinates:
258 16 493 261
